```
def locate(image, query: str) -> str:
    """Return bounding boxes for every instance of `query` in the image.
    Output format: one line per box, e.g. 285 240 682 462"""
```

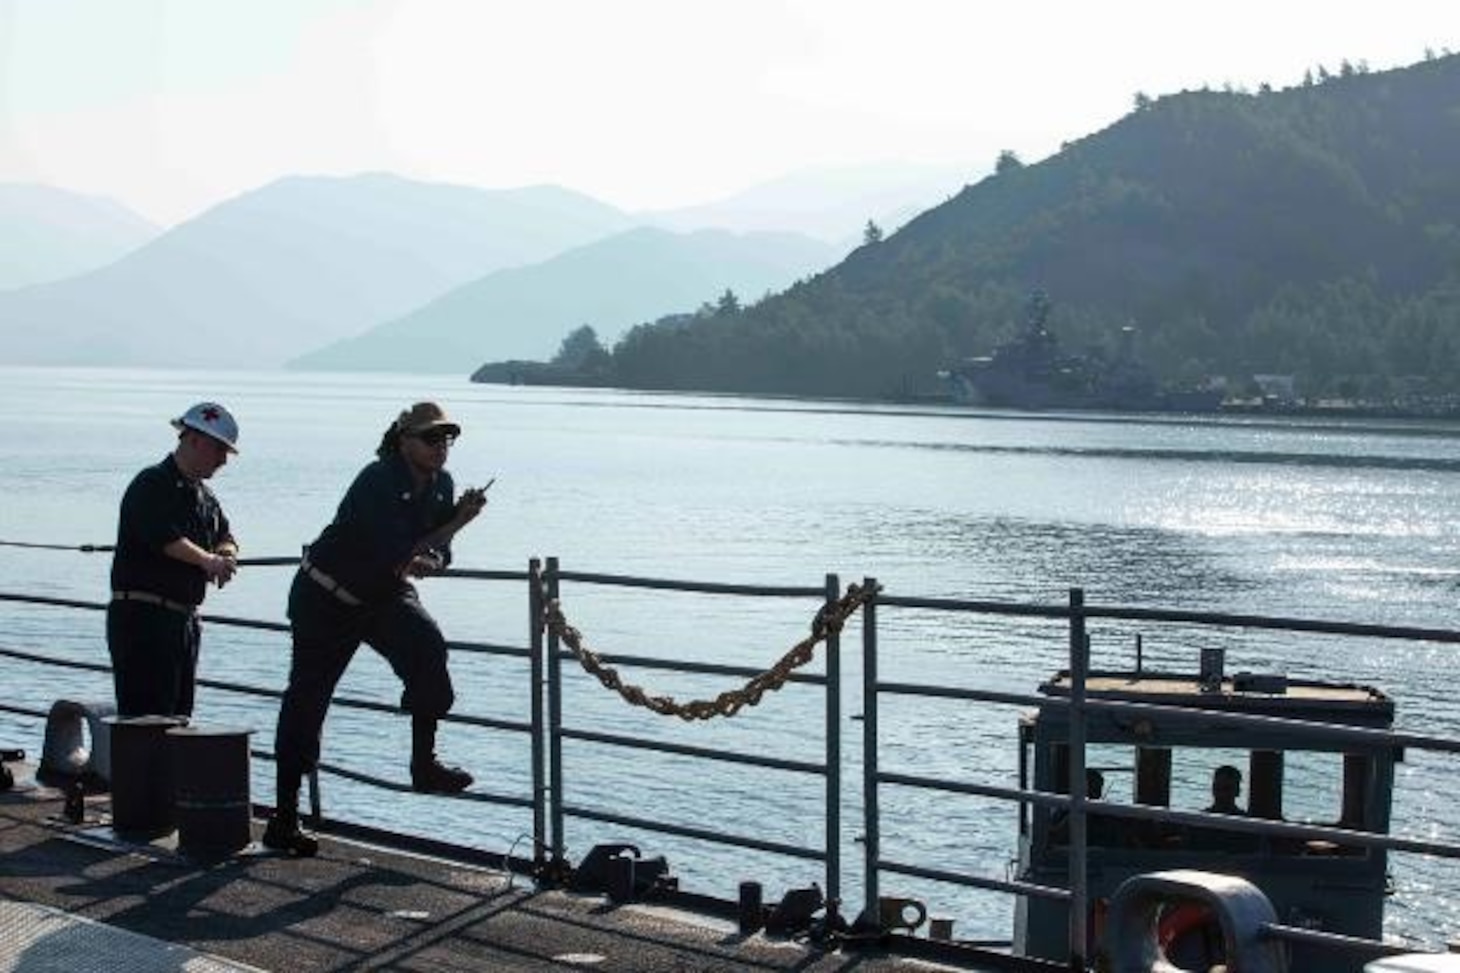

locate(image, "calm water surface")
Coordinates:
3 366 1459 947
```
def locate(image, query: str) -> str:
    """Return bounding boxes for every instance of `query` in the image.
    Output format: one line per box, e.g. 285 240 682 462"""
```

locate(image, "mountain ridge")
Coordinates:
0 162 976 370
637 161 975 246
601 54 1460 401
0 184 160 290
0 174 637 368
291 225 838 371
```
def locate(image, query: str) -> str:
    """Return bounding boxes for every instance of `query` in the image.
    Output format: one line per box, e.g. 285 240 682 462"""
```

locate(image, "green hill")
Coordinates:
602 54 1460 402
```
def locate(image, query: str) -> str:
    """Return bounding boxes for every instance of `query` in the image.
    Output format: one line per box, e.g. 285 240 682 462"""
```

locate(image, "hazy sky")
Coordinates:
1 0 1452 226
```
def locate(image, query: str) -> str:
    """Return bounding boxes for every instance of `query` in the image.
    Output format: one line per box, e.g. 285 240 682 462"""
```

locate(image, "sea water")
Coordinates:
3 366 1460 948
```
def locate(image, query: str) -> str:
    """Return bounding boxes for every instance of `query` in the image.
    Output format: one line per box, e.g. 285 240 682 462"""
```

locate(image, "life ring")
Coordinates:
1158 901 1225 967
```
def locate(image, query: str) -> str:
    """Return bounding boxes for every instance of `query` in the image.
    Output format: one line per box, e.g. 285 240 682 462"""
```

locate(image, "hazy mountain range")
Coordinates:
0 164 974 370
292 227 838 371
0 174 640 368
0 184 159 289
639 162 972 247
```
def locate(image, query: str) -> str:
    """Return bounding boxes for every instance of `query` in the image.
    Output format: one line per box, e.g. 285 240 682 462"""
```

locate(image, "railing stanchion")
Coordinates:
824 572 841 909
1067 586 1088 971
306 768 321 824
861 575 880 926
546 556 566 872
528 557 545 871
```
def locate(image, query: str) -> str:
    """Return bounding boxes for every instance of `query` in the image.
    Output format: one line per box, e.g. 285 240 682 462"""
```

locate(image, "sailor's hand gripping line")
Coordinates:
541 581 882 721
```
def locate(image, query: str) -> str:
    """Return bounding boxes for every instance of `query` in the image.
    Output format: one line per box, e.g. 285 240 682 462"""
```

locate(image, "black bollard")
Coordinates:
738 881 764 935
169 724 252 858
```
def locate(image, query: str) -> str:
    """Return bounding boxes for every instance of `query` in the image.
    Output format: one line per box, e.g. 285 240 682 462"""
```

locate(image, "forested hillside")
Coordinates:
591 54 1460 401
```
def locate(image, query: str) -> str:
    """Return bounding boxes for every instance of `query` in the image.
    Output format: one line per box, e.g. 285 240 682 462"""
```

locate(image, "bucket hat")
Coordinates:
396 401 461 438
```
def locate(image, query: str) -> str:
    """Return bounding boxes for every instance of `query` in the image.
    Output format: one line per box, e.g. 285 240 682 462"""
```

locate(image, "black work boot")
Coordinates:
410 756 473 794
262 778 318 857
410 714 473 794
262 811 319 857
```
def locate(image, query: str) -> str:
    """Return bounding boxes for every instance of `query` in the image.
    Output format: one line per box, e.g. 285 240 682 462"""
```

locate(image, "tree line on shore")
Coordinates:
479 53 1460 406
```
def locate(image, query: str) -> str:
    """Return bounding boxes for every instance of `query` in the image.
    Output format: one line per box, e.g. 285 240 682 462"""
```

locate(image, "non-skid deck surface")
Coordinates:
1 900 266 972
0 771 975 972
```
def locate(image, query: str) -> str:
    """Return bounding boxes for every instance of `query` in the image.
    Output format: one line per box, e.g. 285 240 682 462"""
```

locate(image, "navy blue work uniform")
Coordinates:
273 452 458 781
107 454 235 717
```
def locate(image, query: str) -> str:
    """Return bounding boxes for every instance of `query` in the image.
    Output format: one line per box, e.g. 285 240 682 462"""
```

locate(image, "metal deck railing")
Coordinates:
861 584 1460 969
4 552 1460 971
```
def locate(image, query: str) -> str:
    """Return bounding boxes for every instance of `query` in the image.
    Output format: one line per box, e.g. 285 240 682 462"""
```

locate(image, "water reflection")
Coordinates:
886 512 1251 606
843 437 1460 473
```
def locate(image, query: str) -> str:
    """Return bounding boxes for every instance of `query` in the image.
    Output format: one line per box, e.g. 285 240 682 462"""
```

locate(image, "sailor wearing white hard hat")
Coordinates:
106 402 242 719
171 401 240 454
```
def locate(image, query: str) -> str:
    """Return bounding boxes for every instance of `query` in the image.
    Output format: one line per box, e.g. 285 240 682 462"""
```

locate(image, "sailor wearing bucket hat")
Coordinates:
107 402 241 718
265 400 488 856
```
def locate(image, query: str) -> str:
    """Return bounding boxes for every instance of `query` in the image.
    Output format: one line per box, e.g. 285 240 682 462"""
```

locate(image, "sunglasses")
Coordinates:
413 428 456 447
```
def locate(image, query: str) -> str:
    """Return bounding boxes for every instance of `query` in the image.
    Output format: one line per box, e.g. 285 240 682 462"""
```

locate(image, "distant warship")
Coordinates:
941 291 1223 412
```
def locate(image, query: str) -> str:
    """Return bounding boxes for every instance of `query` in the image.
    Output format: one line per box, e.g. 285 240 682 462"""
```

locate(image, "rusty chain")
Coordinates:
541 581 882 721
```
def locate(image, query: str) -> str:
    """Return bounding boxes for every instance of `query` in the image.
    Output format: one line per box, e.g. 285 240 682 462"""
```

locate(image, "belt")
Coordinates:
300 557 363 607
112 590 198 615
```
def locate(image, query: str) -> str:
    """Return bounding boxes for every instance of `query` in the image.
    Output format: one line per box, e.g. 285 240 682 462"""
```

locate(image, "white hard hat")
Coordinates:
171 402 239 453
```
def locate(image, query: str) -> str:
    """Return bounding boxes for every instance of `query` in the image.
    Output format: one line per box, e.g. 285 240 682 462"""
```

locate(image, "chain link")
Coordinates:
541 582 881 721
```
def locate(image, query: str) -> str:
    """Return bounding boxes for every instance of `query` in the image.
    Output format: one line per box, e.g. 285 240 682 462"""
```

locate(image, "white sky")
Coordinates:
0 0 1452 226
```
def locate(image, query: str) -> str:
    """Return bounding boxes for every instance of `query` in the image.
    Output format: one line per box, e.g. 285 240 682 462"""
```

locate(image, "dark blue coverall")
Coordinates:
107 454 235 717
272 451 458 783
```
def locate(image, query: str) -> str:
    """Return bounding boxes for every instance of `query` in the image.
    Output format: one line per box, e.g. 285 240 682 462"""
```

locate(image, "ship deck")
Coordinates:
0 766 986 973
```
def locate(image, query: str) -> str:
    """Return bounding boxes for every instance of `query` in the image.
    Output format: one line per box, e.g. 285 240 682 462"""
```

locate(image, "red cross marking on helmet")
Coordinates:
201 406 220 423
